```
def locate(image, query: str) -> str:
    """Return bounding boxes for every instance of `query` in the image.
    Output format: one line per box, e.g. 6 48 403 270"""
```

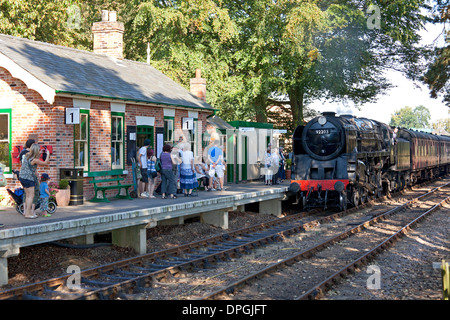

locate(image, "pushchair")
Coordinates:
7 188 57 215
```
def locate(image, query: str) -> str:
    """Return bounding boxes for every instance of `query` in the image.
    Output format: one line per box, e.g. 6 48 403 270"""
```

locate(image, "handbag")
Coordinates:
155 158 161 172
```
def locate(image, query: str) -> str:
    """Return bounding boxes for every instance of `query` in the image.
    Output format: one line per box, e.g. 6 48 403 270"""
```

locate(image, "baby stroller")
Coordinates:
7 188 57 215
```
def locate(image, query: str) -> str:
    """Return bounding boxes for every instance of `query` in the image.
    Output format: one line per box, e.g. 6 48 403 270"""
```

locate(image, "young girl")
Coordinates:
146 148 158 199
19 144 50 219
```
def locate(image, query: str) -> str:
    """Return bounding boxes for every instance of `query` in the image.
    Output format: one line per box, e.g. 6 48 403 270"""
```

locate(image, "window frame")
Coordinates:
0 109 12 174
111 112 125 170
188 118 198 158
164 116 174 146
74 109 90 172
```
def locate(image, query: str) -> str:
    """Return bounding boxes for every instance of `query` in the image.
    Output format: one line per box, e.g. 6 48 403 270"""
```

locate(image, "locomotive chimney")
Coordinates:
322 112 336 117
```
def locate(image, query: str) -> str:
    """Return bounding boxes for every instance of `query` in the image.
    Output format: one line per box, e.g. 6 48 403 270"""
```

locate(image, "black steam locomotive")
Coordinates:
289 112 450 210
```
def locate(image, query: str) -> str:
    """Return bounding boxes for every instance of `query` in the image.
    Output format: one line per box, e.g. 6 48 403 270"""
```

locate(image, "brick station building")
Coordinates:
0 10 214 201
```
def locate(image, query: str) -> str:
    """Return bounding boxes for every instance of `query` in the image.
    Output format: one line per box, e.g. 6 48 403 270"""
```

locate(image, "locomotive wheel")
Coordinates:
360 188 368 203
339 193 347 211
351 190 360 206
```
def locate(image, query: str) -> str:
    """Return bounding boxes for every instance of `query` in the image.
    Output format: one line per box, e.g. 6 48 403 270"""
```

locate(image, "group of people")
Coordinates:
137 138 226 199
15 139 52 219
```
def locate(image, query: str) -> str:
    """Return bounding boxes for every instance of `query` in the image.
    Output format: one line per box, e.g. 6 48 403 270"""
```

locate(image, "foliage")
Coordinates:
389 105 431 129
285 158 292 170
58 179 70 190
422 1 449 106
0 0 435 124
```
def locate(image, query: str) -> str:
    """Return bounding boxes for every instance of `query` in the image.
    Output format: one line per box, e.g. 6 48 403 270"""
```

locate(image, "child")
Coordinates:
39 173 51 217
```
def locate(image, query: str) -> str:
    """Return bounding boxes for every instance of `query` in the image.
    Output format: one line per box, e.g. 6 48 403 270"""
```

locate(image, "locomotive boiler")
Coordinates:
289 112 450 211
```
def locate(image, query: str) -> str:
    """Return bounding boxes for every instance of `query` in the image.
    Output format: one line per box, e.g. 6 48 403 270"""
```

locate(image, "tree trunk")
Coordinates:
254 94 268 123
289 88 305 127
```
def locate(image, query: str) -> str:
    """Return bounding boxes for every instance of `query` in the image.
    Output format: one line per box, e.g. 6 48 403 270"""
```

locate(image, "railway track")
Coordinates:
0 179 448 300
201 182 450 300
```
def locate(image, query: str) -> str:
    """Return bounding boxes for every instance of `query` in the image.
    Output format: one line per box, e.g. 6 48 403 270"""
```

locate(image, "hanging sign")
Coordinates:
65 108 80 124
182 117 194 130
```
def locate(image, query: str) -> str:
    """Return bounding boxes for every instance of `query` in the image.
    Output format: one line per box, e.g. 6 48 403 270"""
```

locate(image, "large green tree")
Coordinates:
390 105 431 129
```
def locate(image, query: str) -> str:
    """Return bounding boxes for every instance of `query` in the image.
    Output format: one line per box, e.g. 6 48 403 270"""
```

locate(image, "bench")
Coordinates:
88 170 133 202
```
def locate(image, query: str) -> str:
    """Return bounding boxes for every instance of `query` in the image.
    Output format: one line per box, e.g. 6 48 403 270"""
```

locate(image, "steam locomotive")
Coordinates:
288 112 450 210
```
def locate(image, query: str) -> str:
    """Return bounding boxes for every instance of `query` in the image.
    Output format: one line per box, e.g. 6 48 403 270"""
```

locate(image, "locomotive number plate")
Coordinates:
315 129 330 135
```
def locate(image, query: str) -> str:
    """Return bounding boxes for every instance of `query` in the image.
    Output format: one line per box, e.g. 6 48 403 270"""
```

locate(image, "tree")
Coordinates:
422 1 449 106
390 105 431 129
220 0 430 127
0 0 434 126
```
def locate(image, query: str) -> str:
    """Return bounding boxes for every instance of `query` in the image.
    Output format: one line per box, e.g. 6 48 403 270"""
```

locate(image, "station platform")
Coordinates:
0 181 289 285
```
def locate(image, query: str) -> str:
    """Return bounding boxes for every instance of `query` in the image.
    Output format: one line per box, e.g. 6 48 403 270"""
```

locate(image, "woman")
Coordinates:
146 148 158 198
19 144 50 218
160 144 178 199
180 144 198 196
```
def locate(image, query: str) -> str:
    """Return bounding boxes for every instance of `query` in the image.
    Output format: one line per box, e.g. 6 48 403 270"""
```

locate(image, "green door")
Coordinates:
137 126 154 149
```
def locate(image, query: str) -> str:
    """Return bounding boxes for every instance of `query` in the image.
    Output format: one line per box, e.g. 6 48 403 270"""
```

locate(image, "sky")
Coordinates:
309 22 449 126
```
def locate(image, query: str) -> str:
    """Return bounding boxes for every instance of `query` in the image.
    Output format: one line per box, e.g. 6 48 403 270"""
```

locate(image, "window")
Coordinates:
0 109 11 174
111 113 124 169
164 116 174 146
74 110 89 171
187 119 198 157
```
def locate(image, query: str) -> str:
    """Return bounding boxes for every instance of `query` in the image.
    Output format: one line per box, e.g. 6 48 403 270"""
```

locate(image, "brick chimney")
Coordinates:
190 69 207 101
92 10 124 60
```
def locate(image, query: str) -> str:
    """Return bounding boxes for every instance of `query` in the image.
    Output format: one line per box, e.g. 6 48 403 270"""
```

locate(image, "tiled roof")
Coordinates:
0 34 214 111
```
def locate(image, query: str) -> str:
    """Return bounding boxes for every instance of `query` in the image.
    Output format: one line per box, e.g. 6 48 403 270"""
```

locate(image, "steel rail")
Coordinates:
298 195 450 300
1 180 447 300
0 209 319 300
200 182 450 300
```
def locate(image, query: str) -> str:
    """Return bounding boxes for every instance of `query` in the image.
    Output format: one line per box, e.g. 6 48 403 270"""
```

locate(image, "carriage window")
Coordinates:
0 110 11 173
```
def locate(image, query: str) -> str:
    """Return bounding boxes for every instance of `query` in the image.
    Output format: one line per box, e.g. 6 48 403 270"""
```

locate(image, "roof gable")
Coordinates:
0 34 213 111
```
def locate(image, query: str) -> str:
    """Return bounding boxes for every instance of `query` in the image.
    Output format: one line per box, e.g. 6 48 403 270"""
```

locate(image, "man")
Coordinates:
137 139 151 198
208 140 226 191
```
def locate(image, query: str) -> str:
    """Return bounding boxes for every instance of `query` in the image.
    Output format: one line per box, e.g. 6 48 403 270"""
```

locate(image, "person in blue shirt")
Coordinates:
207 140 226 191
39 173 51 217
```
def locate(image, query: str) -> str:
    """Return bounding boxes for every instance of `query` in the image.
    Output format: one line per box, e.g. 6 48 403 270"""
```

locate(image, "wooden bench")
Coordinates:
88 170 133 202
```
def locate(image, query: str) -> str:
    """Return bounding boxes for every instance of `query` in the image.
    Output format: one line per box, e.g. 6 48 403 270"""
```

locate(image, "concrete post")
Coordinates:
0 248 20 286
69 234 94 245
201 210 229 229
259 199 282 217
112 224 148 255
0 257 7 286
